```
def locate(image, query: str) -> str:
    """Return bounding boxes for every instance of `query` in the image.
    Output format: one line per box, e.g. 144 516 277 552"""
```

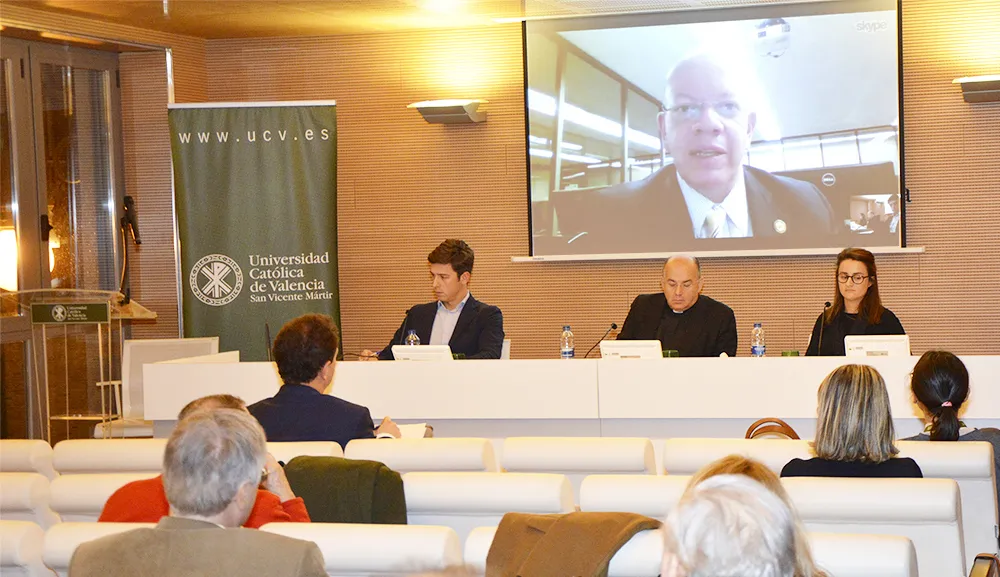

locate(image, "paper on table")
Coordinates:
397 423 429 439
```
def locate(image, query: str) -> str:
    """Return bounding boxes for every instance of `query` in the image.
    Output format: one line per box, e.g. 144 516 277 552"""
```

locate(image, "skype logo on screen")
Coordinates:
189 254 244 307
856 20 889 33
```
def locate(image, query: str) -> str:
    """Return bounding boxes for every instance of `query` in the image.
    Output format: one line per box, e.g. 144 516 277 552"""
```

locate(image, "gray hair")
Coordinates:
663 474 795 577
813 364 897 463
163 409 267 517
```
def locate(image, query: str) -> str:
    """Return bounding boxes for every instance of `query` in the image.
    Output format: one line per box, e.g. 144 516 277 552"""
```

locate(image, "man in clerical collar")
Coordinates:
617 256 738 357
362 239 504 360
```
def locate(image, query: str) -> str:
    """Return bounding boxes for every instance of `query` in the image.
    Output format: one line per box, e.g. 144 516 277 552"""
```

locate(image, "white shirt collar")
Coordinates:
437 290 470 313
677 169 752 238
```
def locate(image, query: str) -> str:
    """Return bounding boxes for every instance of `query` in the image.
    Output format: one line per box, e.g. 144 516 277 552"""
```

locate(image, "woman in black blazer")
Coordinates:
806 247 904 356
782 364 922 478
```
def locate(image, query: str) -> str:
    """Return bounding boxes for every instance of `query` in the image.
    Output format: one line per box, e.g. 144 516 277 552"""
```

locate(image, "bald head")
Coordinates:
664 53 756 111
662 256 704 313
660 53 758 203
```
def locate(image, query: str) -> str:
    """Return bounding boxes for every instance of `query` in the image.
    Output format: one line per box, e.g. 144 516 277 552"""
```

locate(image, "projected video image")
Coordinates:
526 3 902 257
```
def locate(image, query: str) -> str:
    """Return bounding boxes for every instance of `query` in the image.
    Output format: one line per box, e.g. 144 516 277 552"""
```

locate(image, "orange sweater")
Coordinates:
98 475 310 528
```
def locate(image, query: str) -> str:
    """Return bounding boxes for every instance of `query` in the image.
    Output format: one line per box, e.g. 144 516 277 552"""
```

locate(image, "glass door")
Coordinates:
0 37 125 441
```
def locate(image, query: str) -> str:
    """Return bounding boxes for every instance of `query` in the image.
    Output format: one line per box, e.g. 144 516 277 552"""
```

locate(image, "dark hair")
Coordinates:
910 350 969 441
272 314 340 385
826 247 884 325
177 394 246 421
428 239 474 279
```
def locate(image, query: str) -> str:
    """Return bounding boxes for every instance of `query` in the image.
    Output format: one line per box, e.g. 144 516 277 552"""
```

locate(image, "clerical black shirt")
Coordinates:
618 293 738 357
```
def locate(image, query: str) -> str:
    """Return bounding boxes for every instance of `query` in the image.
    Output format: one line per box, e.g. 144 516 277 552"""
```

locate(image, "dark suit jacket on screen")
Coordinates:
563 165 836 254
618 293 738 357
249 383 375 448
377 295 504 360
69 516 327 577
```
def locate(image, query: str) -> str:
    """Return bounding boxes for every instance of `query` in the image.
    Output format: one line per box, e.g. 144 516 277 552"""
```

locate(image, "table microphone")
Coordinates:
816 301 832 355
584 323 619 358
397 307 415 346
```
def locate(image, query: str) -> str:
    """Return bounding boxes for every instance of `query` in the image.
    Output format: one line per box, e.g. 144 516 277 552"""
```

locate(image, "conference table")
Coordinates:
144 355 1000 443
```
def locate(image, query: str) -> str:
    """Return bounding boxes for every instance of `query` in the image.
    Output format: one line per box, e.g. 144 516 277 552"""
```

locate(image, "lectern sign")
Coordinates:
169 101 340 360
30 302 110 324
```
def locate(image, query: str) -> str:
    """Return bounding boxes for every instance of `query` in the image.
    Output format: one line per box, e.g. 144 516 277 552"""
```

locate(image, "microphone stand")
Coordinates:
817 301 832 355
584 323 619 358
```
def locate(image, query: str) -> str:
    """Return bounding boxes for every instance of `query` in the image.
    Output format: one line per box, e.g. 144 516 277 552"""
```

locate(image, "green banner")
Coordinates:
169 103 340 360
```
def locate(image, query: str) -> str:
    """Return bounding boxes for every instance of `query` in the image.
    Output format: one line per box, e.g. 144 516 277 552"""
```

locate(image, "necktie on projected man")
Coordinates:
169 102 340 360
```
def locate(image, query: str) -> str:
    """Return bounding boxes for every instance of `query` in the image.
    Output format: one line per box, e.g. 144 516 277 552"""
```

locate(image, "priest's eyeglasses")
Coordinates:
665 101 742 122
837 273 869 284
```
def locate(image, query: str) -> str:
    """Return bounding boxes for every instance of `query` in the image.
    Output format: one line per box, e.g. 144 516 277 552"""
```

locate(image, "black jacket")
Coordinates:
805 308 905 356
377 295 504 360
248 384 374 449
618 293 738 357
558 165 837 255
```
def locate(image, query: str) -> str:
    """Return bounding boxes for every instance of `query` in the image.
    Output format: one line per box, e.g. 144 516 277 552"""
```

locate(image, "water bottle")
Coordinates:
405 329 420 346
560 325 575 359
750 323 766 357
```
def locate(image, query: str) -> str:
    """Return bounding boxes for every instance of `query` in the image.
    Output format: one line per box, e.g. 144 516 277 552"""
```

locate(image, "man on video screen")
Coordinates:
571 53 836 253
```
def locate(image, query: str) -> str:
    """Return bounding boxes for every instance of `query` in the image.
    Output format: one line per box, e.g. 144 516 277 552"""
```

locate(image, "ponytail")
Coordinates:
910 351 969 442
929 402 961 441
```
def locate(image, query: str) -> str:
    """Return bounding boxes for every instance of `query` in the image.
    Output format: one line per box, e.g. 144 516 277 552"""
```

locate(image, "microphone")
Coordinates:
264 322 273 362
122 195 141 244
816 301 832 355
584 323 619 359
397 307 415 347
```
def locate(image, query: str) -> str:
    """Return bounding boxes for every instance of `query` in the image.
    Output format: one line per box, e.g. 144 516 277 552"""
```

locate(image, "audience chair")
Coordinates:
267 441 343 465
502 437 656 497
345 438 498 473
662 438 811 475
809 533 918 577
51 439 166 475
0 473 61 530
261 522 462 576
463 525 664 577
0 441 58 480
897 439 999 562
745 417 800 439
784 477 965 577
49 473 158 523
578 474 690 519
0 520 55 577
403 472 574 542
42 522 154 577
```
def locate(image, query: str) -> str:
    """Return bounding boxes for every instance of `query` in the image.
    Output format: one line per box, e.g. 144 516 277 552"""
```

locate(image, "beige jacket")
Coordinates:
69 516 326 577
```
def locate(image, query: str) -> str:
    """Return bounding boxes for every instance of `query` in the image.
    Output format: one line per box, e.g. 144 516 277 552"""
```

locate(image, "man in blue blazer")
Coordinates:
249 314 400 447
362 239 504 360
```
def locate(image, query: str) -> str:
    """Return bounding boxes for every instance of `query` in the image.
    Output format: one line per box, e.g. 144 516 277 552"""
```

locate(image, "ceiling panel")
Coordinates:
2 0 820 38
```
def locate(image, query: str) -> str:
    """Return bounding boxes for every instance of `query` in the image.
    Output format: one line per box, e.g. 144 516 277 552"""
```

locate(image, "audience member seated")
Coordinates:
904 350 1000 505
99 394 309 528
782 365 922 479
687 455 827 577
250 314 400 446
70 410 326 577
661 474 796 577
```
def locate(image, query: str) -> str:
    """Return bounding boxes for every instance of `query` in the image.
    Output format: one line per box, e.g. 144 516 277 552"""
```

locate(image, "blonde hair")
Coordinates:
686 456 828 577
813 364 897 463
